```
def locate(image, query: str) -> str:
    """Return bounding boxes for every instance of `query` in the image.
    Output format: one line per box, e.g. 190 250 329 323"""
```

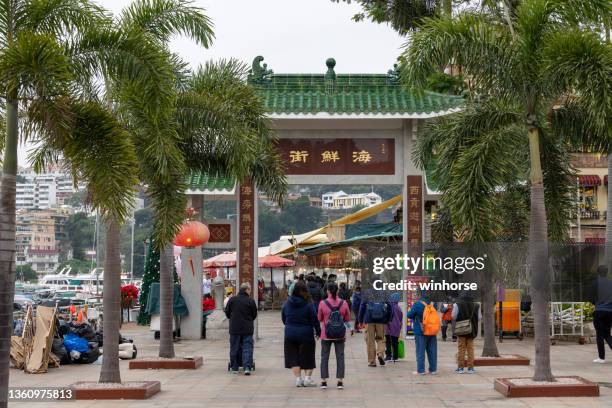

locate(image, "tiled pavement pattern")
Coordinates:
9 311 612 408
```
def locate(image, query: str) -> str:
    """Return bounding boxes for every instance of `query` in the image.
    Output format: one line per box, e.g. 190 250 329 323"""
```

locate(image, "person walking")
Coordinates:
282 281 321 387
351 282 362 332
385 293 402 362
317 282 351 389
224 282 258 375
338 282 351 307
452 291 480 374
407 292 439 375
591 266 612 363
358 290 392 367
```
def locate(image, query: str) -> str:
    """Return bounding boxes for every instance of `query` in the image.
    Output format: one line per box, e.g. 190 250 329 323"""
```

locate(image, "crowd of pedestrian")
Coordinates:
221 273 486 388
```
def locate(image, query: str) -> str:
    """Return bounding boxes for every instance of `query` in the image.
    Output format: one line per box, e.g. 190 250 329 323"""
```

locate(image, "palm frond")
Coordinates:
120 0 214 46
26 97 138 222
541 29 612 134
551 95 610 153
539 128 576 242
20 0 109 38
0 31 72 101
400 12 516 95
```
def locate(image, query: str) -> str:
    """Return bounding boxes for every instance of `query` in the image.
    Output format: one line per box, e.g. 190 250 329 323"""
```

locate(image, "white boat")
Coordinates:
40 266 130 295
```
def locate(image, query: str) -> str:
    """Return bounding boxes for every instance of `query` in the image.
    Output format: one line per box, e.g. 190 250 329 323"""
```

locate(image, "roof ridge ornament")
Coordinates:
248 56 273 85
325 58 336 94
387 63 400 85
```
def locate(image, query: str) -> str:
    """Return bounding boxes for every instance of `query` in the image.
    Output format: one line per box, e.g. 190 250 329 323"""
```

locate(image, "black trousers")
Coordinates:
385 335 399 360
594 310 612 360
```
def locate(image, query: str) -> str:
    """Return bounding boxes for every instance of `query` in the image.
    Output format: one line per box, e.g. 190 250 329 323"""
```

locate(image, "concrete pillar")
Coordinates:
213 274 224 310
180 246 202 339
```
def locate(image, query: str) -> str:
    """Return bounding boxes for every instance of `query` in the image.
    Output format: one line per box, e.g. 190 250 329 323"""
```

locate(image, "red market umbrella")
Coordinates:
203 252 236 268
258 254 295 268
258 255 295 309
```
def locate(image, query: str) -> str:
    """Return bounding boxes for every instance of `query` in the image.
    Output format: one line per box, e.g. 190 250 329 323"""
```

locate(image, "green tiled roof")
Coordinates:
185 172 235 193
248 57 463 116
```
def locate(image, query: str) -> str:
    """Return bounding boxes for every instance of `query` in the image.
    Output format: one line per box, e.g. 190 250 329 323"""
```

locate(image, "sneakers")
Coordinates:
368 363 377 367
302 377 316 387
467 368 476 374
455 368 465 374
295 377 304 387
429 371 438 375
244 368 252 376
337 381 344 389
230 369 239 375
320 381 328 389
412 371 426 375
593 358 606 364
378 355 386 366
384 356 392 361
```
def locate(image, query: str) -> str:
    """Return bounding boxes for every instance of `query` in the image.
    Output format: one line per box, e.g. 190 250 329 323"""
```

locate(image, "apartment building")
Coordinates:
571 153 608 243
16 208 70 276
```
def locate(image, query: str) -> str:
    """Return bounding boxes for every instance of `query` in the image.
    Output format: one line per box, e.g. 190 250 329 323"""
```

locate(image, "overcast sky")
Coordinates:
18 0 404 164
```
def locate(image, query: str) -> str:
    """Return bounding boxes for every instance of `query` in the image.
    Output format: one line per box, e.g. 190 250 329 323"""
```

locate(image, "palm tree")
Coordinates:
106 0 215 362
414 99 572 358
0 1 141 402
403 0 612 380
149 59 288 359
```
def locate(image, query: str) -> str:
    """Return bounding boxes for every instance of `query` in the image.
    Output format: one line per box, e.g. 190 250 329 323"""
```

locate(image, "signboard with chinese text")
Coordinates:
238 180 255 286
406 175 423 270
277 138 395 175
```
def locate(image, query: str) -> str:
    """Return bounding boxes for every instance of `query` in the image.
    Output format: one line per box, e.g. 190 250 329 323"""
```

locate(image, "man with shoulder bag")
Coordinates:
452 291 480 374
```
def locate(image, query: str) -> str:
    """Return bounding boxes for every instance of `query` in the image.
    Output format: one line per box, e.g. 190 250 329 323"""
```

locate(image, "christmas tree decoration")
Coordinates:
137 238 178 325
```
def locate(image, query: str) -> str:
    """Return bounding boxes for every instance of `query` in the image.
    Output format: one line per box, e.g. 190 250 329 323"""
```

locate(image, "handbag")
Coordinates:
454 303 476 336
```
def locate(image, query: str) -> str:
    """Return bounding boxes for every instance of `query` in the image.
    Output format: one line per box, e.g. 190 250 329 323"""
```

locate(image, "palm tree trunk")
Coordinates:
99 218 122 383
527 127 553 381
481 268 500 357
0 97 18 408
605 153 612 272
158 243 175 358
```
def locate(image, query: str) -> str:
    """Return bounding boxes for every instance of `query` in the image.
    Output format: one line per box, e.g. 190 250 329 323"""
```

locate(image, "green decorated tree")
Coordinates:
137 238 178 325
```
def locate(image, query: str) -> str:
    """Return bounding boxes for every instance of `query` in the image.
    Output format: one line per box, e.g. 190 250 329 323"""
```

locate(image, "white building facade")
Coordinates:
322 191 382 209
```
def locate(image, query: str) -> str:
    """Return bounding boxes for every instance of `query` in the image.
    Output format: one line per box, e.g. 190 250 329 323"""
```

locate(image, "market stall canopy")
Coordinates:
269 194 402 255
299 223 402 255
203 251 295 268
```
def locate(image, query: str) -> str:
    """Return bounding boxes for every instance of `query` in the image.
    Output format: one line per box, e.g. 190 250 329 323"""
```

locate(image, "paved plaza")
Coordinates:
9 311 612 408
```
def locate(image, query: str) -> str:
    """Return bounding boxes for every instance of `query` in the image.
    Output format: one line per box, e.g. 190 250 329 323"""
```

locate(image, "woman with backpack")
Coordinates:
317 282 351 389
406 292 439 375
282 281 321 387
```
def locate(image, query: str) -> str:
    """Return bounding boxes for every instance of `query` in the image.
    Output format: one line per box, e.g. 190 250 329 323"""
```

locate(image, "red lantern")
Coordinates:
174 220 210 248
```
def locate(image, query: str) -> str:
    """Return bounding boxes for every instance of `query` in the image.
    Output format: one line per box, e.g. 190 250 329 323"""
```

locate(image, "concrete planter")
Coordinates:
470 354 530 366
69 381 161 400
494 376 599 398
129 356 203 370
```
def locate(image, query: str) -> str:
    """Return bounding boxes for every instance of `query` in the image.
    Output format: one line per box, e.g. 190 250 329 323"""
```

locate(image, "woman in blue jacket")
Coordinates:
282 280 321 387
407 294 437 375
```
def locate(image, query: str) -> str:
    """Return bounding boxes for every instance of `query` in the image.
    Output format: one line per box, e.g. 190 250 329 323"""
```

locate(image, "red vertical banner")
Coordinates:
406 175 423 260
238 180 255 286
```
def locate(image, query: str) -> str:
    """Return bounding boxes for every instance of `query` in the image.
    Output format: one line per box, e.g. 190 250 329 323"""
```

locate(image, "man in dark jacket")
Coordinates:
452 292 480 374
306 275 323 311
225 282 258 375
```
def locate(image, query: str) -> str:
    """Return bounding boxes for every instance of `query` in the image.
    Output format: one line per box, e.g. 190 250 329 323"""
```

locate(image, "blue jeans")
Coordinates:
229 334 254 370
414 334 437 373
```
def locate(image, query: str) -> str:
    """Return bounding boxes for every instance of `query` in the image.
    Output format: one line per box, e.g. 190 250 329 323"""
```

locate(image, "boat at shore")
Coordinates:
38 266 131 296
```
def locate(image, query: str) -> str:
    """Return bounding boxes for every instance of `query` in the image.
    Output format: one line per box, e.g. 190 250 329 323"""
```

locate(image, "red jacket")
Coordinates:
202 297 215 312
